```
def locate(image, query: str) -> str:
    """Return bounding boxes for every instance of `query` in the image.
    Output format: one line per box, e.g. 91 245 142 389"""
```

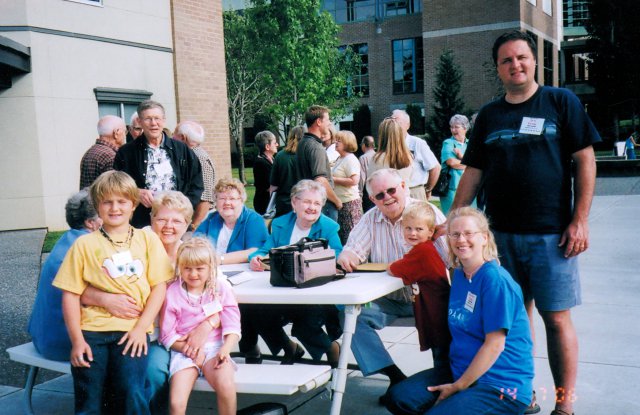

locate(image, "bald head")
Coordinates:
391 109 410 135
174 120 205 148
97 115 126 147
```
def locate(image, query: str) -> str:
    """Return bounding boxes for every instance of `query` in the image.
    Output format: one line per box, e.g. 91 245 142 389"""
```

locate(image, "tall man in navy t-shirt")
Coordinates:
452 31 600 415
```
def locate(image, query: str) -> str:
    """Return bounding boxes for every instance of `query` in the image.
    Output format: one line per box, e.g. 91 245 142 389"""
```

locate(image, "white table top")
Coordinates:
220 264 404 305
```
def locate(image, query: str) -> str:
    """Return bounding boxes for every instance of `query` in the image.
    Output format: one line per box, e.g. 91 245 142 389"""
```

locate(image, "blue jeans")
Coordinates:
322 201 338 222
72 331 149 415
342 296 413 376
146 341 169 415
493 231 581 311
387 369 527 415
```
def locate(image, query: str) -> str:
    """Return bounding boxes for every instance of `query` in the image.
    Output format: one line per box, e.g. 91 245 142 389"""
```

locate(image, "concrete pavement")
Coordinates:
1 177 639 414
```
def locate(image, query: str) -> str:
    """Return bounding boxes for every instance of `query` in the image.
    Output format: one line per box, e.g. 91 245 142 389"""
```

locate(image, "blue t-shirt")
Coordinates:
463 86 601 233
448 260 534 405
28 228 88 361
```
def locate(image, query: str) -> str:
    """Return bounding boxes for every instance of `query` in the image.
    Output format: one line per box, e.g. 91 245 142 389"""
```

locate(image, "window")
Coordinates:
94 88 152 124
563 0 590 28
526 0 536 5
340 43 369 96
542 0 552 15
567 52 591 82
526 31 539 83
384 0 421 17
392 38 423 94
322 0 375 23
543 40 554 86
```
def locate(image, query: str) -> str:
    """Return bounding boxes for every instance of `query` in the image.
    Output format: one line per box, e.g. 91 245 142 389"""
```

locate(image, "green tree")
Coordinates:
250 0 359 139
224 10 268 184
426 49 466 156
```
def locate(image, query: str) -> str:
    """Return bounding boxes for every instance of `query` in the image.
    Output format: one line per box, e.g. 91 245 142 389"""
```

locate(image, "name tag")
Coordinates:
155 160 173 176
519 117 545 135
465 292 477 312
202 300 222 317
112 250 133 267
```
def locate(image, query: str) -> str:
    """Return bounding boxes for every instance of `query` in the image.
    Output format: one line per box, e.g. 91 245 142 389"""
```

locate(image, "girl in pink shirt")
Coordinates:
160 237 241 415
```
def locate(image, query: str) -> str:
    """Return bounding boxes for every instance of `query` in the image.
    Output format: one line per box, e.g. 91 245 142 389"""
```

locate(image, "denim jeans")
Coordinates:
341 296 413 376
387 369 527 415
322 201 338 222
146 341 170 415
72 331 149 415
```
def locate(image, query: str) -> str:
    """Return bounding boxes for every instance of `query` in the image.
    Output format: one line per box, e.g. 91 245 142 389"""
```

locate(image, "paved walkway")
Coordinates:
1 177 639 414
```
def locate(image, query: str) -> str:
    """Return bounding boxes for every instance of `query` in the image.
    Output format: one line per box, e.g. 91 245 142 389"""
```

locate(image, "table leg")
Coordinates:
330 304 361 415
23 366 38 415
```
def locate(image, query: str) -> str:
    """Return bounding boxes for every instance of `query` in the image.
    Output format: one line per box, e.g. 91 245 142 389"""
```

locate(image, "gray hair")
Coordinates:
65 189 98 230
176 121 205 146
449 114 470 130
137 100 165 117
365 168 402 195
129 112 139 125
97 115 125 137
255 130 276 153
290 179 327 206
391 109 411 131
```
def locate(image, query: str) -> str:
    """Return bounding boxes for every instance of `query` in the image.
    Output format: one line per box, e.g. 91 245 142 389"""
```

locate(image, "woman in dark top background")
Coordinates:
270 126 303 217
253 130 278 214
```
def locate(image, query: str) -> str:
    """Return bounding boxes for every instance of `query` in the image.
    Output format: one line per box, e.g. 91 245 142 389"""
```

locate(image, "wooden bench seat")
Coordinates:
7 342 332 414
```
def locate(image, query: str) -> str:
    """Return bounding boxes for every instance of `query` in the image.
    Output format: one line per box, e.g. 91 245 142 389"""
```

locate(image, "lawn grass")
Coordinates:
42 230 65 253
232 167 255 210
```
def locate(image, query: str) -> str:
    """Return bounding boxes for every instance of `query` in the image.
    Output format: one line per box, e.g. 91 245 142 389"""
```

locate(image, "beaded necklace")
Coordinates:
99 226 134 250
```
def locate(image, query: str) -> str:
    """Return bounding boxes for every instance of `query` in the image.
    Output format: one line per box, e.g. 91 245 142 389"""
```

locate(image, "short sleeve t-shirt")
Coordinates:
448 261 534 405
296 133 334 186
53 229 173 333
463 86 601 233
332 153 361 203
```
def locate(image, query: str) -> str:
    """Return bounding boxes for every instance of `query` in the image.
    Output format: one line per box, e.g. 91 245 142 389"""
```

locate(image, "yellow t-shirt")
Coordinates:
53 229 173 333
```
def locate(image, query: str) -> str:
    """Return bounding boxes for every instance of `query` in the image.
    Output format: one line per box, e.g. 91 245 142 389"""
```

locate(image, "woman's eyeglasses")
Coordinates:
373 186 398 201
448 231 482 240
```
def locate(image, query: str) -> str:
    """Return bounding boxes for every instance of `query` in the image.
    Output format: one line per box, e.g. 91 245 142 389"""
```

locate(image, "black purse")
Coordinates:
269 237 343 288
431 166 450 197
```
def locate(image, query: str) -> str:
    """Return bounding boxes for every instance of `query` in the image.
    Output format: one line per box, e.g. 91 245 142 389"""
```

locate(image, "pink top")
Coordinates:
160 278 241 349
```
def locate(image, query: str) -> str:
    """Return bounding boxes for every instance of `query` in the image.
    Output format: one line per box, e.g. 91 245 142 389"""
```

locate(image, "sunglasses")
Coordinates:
373 186 399 201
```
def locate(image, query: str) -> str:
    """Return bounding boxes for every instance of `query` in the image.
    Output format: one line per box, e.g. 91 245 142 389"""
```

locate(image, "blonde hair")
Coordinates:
285 126 304 153
151 191 194 225
335 130 358 153
90 170 139 211
175 237 218 300
446 207 499 268
214 177 247 202
402 201 436 231
375 118 412 169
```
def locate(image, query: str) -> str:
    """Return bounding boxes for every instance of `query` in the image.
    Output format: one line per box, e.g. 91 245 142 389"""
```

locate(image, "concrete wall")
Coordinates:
0 0 177 230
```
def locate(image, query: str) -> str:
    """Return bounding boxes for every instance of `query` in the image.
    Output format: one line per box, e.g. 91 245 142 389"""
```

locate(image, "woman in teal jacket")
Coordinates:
249 180 343 367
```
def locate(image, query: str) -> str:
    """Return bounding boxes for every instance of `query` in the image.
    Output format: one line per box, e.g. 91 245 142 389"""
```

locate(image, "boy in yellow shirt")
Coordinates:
54 171 173 414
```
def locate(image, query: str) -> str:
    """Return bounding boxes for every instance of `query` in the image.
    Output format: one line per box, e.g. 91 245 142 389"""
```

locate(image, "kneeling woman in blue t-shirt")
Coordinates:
386 207 534 415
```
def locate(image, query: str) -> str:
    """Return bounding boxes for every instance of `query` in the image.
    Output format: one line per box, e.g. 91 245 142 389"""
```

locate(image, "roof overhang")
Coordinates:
0 35 31 89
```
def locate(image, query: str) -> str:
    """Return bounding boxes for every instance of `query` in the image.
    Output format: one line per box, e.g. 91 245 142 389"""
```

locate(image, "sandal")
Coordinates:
524 391 541 414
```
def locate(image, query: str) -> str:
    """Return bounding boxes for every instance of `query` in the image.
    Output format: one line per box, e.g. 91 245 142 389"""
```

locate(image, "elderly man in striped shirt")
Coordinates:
337 168 448 404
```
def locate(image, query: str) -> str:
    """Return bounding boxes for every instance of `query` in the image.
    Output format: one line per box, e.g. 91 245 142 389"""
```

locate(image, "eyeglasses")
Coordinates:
141 117 164 124
154 218 187 227
373 186 399 201
217 196 241 203
448 231 482 240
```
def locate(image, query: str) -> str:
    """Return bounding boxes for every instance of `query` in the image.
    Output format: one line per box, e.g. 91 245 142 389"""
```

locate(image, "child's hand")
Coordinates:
70 341 93 368
211 348 231 369
194 350 206 369
118 327 148 357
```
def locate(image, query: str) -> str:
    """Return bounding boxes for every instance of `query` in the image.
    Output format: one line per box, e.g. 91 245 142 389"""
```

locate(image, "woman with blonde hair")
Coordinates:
369 117 413 184
386 207 534 415
332 130 363 244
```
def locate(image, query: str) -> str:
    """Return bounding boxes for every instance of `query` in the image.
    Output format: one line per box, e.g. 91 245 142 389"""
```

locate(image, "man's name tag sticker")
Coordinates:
203 300 223 316
465 292 477 312
112 251 133 267
519 117 545 135
155 160 173 176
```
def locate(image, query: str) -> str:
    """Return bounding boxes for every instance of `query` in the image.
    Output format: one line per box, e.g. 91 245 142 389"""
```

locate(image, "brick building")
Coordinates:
0 0 230 231
324 0 561 136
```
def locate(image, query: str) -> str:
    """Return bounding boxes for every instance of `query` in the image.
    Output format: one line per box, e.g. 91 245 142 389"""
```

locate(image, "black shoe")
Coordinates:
281 343 304 365
244 354 263 364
